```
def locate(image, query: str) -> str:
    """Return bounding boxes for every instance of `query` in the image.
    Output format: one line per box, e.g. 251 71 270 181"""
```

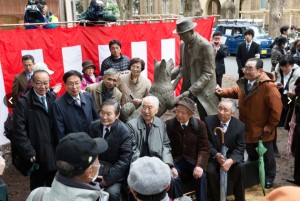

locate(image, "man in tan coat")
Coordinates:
216 58 282 189
85 68 122 112
172 17 220 120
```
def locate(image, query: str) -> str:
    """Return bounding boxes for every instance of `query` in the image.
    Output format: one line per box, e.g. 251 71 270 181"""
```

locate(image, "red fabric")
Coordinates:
0 17 214 112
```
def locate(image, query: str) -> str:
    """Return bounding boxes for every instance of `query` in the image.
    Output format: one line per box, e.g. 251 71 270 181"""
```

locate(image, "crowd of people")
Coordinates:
2 16 300 201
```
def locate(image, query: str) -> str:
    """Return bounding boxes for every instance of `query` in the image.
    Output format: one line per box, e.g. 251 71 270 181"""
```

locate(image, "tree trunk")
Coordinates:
268 0 285 38
116 0 132 20
184 0 202 17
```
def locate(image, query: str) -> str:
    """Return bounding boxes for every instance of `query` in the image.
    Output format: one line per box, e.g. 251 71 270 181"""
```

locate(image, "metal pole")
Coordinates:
73 0 77 21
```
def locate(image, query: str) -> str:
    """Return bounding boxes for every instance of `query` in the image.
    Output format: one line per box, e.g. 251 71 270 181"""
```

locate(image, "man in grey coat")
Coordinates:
172 17 219 120
127 96 179 199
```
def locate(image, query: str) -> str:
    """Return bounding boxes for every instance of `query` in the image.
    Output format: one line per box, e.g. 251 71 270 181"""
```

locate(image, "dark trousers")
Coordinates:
206 161 245 201
192 98 207 121
105 182 122 201
238 69 244 79
294 135 300 184
246 141 276 182
30 169 56 190
216 73 223 87
174 159 207 201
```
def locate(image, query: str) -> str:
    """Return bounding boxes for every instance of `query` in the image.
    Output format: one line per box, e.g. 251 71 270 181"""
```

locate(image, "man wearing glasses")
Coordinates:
13 68 57 190
52 70 98 140
216 58 282 189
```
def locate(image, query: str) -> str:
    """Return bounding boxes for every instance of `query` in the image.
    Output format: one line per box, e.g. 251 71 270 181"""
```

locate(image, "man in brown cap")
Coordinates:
166 97 210 201
172 17 219 121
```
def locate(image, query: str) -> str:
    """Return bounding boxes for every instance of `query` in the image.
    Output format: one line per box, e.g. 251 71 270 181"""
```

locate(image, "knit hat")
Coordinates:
173 17 197 34
127 157 171 195
34 62 54 75
82 60 96 73
265 186 300 201
175 97 197 114
55 132 108 173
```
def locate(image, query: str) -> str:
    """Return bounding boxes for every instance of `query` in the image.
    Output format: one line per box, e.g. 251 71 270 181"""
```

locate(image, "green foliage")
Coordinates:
105 0 120 16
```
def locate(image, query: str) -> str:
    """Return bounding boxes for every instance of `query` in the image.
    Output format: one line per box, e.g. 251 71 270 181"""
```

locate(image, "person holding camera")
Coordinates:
211 31 228 87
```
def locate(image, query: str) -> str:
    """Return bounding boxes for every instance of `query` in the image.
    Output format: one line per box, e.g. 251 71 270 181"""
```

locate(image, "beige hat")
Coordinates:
175 97 197 114
173 17 197 34
34 62 54 75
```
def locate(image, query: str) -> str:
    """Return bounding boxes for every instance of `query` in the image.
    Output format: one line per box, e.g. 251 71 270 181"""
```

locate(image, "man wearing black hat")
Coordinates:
26 132 108 201
166 97 210 201
172 17 219 121
205 99 246 201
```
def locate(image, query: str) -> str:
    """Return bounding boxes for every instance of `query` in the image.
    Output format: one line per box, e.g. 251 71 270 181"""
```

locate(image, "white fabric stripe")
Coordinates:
0 62 9 145
21 49 44 63
161 39 175 63
98 45 110 71
62 45 82 73
131 41 147 78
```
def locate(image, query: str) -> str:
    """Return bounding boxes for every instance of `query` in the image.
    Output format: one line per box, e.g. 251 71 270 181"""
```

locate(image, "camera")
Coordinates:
24 0 46 26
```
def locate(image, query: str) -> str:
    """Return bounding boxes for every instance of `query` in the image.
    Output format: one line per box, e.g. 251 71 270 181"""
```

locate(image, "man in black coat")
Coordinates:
236 28 260 78
52 70 98 139
13 68 57 190
205 99 246 201
211 31 228 87
89 99 132 201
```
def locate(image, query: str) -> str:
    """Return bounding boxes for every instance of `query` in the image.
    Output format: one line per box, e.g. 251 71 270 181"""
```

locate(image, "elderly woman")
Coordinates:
81 60 100 90
117 58 151 107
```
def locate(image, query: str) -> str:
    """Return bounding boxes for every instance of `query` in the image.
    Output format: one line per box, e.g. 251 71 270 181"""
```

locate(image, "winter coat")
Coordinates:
221 72 282 143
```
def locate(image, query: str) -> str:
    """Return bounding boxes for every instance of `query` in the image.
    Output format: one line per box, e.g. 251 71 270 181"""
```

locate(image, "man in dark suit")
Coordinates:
211 31 228 87
89 99 132 201
236 28 260 78
12 55 35 106
52 70 98 140
205 99 246 201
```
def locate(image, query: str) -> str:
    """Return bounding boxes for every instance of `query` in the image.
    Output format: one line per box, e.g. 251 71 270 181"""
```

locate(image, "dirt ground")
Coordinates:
0 75 298 201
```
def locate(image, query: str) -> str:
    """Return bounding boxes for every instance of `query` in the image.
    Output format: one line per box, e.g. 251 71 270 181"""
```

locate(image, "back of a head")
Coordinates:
128 157 171 201
277 36 288 46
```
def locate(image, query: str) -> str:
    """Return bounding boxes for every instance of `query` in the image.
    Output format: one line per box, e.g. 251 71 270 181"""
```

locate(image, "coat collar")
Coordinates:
137 116 159 129
65 92 87 105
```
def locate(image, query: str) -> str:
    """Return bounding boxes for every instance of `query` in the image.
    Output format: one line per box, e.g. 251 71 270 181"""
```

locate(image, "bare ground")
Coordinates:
0 75 297 201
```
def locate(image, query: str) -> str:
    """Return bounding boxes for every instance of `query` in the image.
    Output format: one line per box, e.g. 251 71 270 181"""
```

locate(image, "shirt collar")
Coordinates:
248 80 256 86
221 118 231 127
180 120 189 127
33 89 46 99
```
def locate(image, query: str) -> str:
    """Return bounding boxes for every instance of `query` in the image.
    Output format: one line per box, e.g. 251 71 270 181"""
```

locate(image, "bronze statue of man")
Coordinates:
172 17 219 120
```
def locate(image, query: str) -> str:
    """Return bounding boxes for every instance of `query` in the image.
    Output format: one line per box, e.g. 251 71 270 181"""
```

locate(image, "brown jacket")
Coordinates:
12 71 28 105
221 72 282 143
166 117 210 170
85 81 122 112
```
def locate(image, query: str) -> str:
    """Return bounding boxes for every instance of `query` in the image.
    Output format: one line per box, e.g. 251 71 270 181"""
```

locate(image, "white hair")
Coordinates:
142 96 159 109
219 98 237 113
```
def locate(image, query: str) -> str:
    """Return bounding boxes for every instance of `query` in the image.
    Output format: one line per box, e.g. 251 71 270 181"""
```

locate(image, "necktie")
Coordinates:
247 83 252 91
220 122 227 132
40 96 48 112
75 98 81 106
246 43 250 51
103 127 110 138
182 124 187 130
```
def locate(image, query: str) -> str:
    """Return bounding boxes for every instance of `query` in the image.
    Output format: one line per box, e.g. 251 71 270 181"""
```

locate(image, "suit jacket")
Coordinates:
127 116 174 165
89 119 132 186
215 44 228 75
204 115 246 163
176 32 219 115
85 81 122 112
12 71 28 105
236 41 260 71
52 92 98 139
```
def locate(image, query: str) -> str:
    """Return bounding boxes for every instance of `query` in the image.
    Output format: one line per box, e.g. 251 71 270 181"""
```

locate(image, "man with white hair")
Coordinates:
127 96 178 199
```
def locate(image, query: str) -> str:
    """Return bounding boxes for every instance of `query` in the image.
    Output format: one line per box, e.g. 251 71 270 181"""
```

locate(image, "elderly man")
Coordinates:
13 68 57 190
205 99 246 201
128 156 172 201
52 70 98 140
172 17 219 120
89 99 132 201
26 132 108 201
86 68 122 112
127 96 179 198
100 40 130 76
216 58 282 188
12 54 35 105
166 97 210 201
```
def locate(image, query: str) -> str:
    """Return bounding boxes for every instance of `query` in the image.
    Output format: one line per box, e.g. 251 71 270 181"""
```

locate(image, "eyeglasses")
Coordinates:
33 80 50 87
242 66 256 72
66 82 81 87
174 109 190 115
